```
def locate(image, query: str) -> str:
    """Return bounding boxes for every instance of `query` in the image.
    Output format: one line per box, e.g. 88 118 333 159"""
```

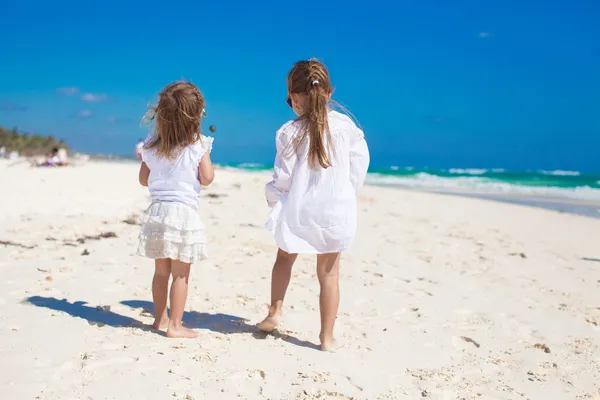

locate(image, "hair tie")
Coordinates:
312 80 320 86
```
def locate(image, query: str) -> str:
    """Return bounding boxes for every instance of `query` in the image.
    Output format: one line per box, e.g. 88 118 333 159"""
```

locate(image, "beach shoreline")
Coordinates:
393 187 600 219
7 156 600 219
218 163 600 219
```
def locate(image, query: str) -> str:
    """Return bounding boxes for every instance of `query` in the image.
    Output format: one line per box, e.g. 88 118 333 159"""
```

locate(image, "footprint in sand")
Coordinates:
584 308 600 327
576 393 600 400
585 316 599 327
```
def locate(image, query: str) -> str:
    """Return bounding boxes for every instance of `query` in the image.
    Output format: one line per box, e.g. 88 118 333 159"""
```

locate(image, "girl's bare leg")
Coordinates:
152 259 171 329
166 259 197 338
316 252 341 351
257 249 297 332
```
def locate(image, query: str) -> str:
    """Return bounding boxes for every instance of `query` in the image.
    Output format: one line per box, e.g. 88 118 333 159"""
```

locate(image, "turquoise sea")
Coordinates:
108 156 600 216
224 163 600 201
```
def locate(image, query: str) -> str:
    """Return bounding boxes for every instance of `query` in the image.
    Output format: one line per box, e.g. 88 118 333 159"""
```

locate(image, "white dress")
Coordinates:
265 111 370 254
137 136 213 263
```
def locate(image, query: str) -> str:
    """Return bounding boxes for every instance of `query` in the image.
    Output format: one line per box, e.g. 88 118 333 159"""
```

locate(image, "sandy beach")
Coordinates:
1 159 599 400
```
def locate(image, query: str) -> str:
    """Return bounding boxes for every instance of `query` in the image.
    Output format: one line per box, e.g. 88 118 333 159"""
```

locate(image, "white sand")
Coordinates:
1 159 599 399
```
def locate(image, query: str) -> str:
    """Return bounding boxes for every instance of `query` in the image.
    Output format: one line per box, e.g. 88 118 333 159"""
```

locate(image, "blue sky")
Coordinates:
1 0 599 171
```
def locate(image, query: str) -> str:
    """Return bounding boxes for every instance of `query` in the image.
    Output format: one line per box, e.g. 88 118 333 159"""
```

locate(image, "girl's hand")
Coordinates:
198 152 214 186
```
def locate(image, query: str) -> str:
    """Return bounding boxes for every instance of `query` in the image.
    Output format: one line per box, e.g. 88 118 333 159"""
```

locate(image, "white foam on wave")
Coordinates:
539 170 581 176
237 163 265 168
448 168 488 175
366 172 600 201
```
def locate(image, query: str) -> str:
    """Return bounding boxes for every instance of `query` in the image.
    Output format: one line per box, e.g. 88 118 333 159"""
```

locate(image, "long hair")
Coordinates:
287 59 333 169
142 81 205 160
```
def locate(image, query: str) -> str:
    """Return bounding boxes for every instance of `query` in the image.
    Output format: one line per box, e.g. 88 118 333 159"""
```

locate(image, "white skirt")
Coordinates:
137 202 208 263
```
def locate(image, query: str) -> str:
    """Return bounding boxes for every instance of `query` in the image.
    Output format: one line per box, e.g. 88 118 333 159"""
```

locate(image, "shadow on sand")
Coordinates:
23 296 319 349
24 296 154 332
120 299 256 334
120 300 320 350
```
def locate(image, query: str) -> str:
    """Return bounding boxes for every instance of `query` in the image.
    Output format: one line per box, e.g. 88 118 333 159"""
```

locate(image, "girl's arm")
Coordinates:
349 126 370 193
198 152 215 186
139 162 150 187
265 129 294 207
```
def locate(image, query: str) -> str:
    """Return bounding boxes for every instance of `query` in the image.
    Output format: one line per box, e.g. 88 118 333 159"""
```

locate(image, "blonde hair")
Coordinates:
142 81 205 160
287 59 333 169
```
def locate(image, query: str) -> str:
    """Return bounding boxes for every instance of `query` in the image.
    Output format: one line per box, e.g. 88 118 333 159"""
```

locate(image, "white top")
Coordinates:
266 110 370 254
142 136 214 207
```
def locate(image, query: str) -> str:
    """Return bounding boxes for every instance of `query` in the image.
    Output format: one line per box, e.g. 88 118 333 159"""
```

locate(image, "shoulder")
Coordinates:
143 133 156 146
277 119 298 136
329 111 364 139
192 135 214 153
188 135 214 163
140 135 158 162
329 110 357 129
142 135 156 152
276 119 300 145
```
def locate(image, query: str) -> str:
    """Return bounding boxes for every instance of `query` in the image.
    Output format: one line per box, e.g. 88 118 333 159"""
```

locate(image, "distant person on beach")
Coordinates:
34 147 70 167
35 147 61 167
257 59 370 351
137 81 214 338
0 146 5 158
135 139 144 160
48 148 60 165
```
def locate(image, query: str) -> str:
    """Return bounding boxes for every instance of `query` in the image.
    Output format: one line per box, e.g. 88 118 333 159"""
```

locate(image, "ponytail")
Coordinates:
288 59 334 169
305 80 332 168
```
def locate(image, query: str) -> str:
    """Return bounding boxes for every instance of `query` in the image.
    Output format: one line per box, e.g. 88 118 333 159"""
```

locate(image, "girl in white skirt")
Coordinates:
257 59 370 350
138 81 214 339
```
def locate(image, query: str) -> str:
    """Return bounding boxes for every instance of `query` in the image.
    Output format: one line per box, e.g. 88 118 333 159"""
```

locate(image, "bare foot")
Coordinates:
166 325 198 338
256 315 280 333
152 318 169 330
319 334 343 352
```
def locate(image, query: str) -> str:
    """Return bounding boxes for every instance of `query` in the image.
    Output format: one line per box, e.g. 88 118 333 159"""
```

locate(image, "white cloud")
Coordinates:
78 110 92 118
479 32 490 38
81 93 108 102
57 86 80 96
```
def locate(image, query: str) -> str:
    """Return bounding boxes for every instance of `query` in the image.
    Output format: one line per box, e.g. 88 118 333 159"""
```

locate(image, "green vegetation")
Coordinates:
0 126 69 156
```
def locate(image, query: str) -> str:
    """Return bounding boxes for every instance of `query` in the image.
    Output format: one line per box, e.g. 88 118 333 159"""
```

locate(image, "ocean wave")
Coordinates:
236 162 266 169
388 165 415 171
366 172 600 201
448 168 488 175
539 170 581 176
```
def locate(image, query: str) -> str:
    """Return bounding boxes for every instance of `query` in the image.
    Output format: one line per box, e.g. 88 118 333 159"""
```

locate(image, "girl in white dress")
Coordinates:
257 59 370 350
137 81 214 339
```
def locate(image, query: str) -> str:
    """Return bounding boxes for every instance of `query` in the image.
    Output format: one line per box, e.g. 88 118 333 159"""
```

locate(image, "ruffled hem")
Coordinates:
202 136 214 154
189 136 214 165
137 238 208 263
